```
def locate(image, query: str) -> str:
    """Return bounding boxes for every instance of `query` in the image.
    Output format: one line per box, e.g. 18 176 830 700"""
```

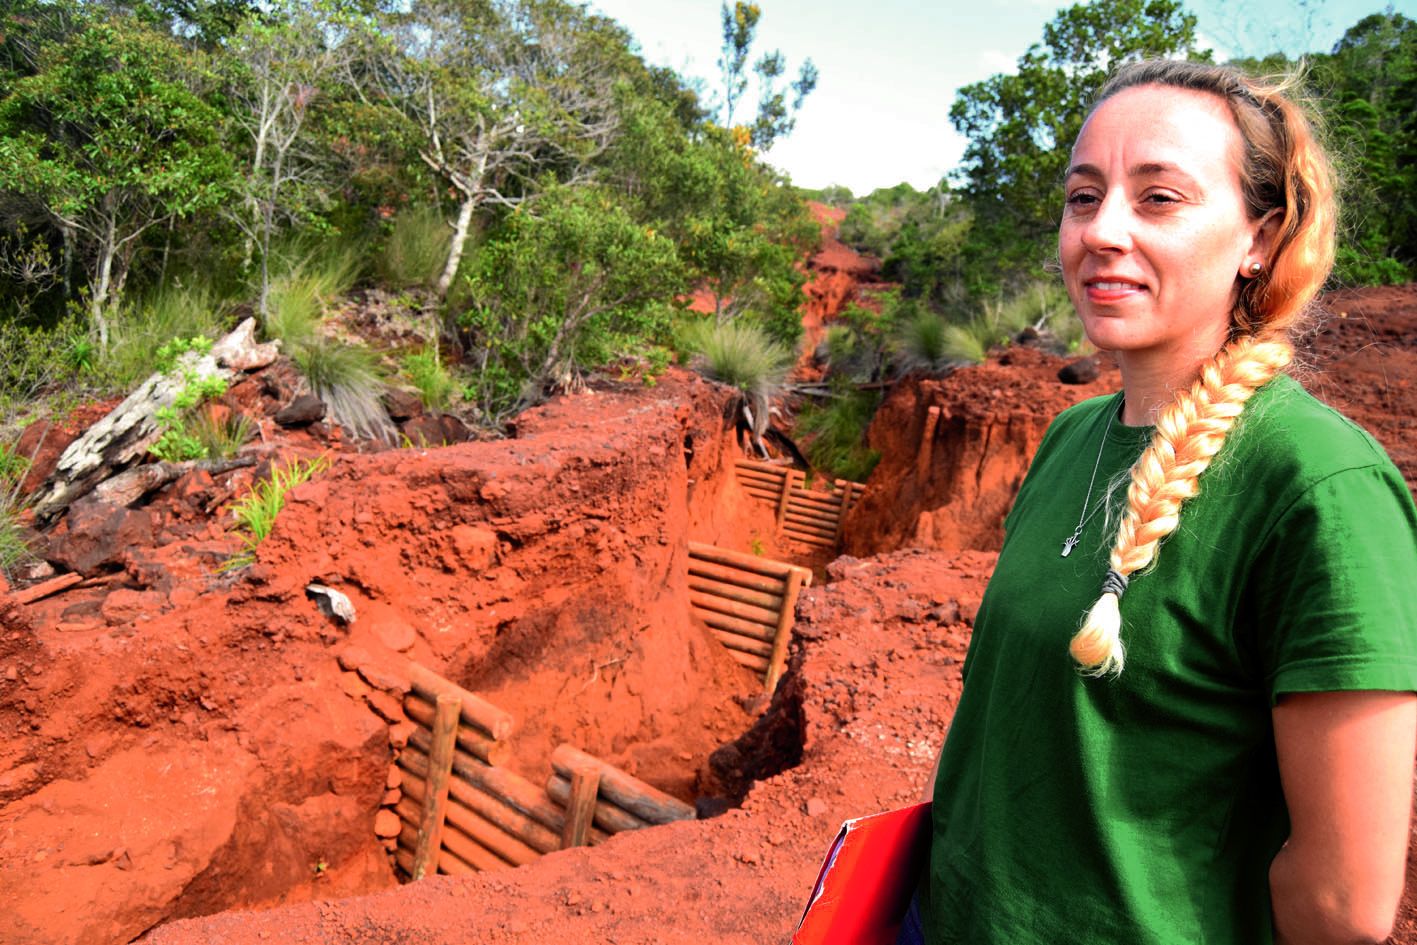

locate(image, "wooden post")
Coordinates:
411 693 460 880
560 766 601 849
764 568 807 692
834 482 856 543
402 694 510 766
546 774 650 834
916 406 942 482
407 663 514 741
774 469 798 527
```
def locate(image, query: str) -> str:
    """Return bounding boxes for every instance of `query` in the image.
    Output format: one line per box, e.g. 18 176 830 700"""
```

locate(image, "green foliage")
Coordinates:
0 310 88 412
150 367 230 462
401 344 455 412
896 307 953 373
716 1 818 149
292 336 392 441
457 185 684 421
379 206 452 289
797 389 881 483
189 407 255 460
682 318 793 399
948 0 1204 293
225 453 331 568
0 440 33 579
156 334 215 373
99 283 229 389
264 242 364 348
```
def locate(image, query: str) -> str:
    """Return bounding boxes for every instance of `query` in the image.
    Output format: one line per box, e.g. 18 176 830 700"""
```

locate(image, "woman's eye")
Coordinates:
1144 191 1180 205
1065 192 1098 208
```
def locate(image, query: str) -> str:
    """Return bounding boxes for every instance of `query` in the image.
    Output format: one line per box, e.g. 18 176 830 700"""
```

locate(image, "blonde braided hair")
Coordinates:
1068 61 1337 676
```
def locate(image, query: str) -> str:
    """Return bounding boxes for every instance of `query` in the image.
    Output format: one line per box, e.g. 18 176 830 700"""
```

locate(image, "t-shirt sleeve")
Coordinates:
1250 463 1417 703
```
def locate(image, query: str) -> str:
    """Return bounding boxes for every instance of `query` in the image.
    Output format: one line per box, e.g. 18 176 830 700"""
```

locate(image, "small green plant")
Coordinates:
0 442 33 579
749 535 766 557
155 334 213 372
103 282 230 388
941 321 991 365
225 454 331 569
150 368 230 462
798 388 883 483
401 344 454 412
189 407 255 460
293 337 393 441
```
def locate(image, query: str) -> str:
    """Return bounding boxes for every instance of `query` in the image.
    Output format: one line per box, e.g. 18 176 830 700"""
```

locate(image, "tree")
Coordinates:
948 0 1204 294
0 11 235 345
716 1 817 150
355 0 627 300
456 184 682 419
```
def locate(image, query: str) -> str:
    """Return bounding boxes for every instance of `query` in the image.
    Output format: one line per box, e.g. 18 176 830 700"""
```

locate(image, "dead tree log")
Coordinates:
31 319 270 524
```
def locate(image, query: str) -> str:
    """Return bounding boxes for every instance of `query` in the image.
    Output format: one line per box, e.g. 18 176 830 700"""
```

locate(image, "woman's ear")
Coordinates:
1242 208 1284 277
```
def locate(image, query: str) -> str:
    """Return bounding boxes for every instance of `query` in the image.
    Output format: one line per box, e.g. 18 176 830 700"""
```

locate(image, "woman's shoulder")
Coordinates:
1230 373 1399 487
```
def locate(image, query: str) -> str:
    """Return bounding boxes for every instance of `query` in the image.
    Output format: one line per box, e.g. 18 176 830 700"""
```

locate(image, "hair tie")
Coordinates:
1100 569 1130 599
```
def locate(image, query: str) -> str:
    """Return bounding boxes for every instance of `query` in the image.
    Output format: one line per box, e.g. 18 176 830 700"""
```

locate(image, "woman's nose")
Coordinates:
1080 193 1134 254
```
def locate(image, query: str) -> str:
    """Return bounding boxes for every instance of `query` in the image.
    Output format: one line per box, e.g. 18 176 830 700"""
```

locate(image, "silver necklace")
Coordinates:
1061 395 1120 557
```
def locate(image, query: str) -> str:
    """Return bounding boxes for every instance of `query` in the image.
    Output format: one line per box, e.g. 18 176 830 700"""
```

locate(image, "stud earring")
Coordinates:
1248 262 1263 276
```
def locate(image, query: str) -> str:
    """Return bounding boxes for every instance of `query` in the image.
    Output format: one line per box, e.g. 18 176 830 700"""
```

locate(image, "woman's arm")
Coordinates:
1271 689 1416 945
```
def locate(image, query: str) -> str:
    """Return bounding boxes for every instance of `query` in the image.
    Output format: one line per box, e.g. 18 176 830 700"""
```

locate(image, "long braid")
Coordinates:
1070 336 1294 675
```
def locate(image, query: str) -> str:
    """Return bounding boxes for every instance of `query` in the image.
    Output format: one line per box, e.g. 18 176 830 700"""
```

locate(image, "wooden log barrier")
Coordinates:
407 662 514 741
686 576 783 611
688 590 781 627
688 542 813 585
560 766 601 849
396 819 487 875
404 730 609 844
764 567 808 692
774 469 801 526
546 774 650 835
400 745 577 855
711 628 773 658
698 609 778 643
410 694 460 880
550 745 696 825
728 649 772 673
686 558 787 595
834 481 857 543
402 694 510 766
401 775 542 866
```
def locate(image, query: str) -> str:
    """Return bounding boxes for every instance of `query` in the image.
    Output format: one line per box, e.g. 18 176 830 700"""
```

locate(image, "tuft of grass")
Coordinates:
895 308 952 373
264 242 364 350
189 407 255 460
798 388 882 483
380 206 451 289
0 441 33 579
401 344 454 412
941 321 992 365
103 281 231 388
225 454 331 569
681 319 793 399
293 336 393 441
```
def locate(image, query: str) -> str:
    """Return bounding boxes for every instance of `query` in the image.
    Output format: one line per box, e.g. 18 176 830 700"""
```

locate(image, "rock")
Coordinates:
805 797 828 817
211 318 279 372
275 394 326 428
1058 355 1101 385
43 500 155 574
399 415 445 446
448 525 497 572
437 414 471 444
356 662 406 694
306 584 355 624
372 617 416 653
364 689 405 724
337 645 373 673
382 388 423 421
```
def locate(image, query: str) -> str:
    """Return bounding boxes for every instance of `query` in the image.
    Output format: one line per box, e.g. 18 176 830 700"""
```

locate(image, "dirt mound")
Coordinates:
797 201 889 381
844 345 1119 557
0 368 794 945
141 548 993 945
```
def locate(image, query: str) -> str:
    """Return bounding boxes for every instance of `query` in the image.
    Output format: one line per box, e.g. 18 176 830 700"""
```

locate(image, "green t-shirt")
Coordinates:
924 374 1417 944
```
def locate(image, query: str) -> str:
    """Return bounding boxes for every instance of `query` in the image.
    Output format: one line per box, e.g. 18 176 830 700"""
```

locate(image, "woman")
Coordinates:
906 60 1417 944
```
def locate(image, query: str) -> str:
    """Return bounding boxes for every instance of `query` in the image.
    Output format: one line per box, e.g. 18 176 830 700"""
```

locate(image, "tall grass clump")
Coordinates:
293 336 393 441
0 441 33 579
103 280 231 387
225 454 331 569
797 388 882 483
189 407 255 460
401 344 455 412
379 206 451 288
263 242 364 350
895 308 952 373
682 319 794 399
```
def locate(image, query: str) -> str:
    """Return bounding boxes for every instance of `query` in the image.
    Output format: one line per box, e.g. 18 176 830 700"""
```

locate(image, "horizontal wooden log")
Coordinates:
686 558 786 595
395 824 486 876
687 576 783 611
698 609 778 643
782 515 838 537
546 774 650 835
789 491 843 511
402 774 542 865
742 486 781 501
782 530 835 547
735 467 784 484
711 628 773 658
728 648 771 673
688 590 780 627
404 729 607 841
550 745 696 825
400 745 572 855
735 459 793 476
402 694 511 766
784 510 839 530
396 798 513 872
688 542 804 583
12 573 83 605
407 662 514 741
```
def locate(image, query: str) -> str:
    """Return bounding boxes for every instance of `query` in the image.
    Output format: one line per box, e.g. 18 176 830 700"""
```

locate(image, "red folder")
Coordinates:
792 801 932 945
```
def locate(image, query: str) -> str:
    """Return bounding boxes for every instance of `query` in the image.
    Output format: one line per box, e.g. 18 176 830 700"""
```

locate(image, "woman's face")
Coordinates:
1059 84 1267 364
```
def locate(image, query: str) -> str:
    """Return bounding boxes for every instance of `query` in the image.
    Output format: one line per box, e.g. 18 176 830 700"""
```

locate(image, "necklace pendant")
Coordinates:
1061 534 1080 557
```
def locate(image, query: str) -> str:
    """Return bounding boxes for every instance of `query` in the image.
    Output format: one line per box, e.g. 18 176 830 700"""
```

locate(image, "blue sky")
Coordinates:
588 0 1416 195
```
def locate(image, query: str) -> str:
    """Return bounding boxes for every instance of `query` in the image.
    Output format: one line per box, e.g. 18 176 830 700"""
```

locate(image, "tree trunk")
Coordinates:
436 194 478 300
91 209 119 351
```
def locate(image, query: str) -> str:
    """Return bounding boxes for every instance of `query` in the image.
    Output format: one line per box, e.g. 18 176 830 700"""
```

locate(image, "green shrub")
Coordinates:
149 365 230 462
941 321 991 365
225 454 331 569
264 242 364 349
0 494 30 580
380 206 451 288
682 318 794 399
104 281 230 388
401 344 454 412
797 388 882 483
0 310 89 413
293 336 392 441
895 308 952 373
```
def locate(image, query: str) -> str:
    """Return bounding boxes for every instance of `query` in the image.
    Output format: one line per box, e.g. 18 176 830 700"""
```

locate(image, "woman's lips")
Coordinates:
1085 280 1146 304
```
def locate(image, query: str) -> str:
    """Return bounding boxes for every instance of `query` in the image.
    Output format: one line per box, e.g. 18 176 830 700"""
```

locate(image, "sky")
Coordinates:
587 0 1417 196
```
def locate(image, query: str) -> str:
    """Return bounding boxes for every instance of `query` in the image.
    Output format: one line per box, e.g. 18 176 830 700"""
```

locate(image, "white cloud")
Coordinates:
978 49 1019 75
